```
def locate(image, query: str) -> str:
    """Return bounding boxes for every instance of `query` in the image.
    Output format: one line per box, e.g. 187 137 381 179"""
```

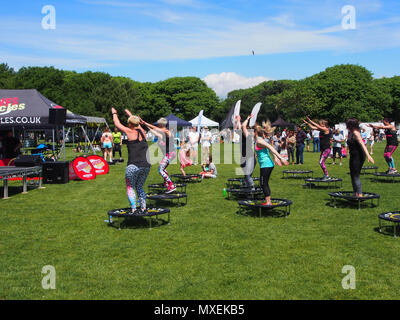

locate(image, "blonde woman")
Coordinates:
254 120 289 206
140 117 177 194
111 108 151 213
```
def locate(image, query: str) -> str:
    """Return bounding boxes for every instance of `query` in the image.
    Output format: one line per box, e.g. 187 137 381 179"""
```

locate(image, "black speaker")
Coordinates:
49 108 67 125
42 161 69 184
14 155 42 167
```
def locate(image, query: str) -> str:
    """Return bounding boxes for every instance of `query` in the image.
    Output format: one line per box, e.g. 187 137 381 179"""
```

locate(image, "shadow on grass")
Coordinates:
324 200 379 210
0 185 41 198
302 184 342 190
235 207 289 219
107 215 170 230
373 226 399 238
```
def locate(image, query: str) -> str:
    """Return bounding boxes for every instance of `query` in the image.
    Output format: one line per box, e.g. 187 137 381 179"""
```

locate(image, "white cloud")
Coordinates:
203 72 272 98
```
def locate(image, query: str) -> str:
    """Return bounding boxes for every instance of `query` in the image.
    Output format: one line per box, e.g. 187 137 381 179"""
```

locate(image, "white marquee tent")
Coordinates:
189 115 219 128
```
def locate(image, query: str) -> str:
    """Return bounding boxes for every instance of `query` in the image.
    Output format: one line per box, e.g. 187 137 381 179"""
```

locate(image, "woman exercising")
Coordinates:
368 118 398 174
346 118 374 197
111 108 151 213
254 120 289 206
303 117 332 180
140 117 177 193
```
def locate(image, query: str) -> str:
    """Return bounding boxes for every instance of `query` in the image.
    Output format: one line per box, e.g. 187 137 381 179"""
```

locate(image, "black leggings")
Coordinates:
287 146 295 163
113 144 122 158
349 151 365 194
260 167 274 197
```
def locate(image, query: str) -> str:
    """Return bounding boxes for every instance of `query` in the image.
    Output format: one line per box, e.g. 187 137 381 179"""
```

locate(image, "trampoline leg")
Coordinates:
149 217 152 230
38 170 45 189
379 219 382 233
259 207 261 218
358 200 360 211
22 175 28 194
168 212 170 225
3 179 9 199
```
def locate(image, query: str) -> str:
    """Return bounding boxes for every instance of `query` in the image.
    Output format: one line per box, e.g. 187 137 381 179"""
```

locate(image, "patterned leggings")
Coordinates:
384 145 397 168
319 148 331 176
125 165 150 210
159 151 177 185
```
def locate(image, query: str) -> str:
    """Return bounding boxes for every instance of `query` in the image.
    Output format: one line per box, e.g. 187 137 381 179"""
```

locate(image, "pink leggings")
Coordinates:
319 148 331 176
384 145 397 168
159 151 176 185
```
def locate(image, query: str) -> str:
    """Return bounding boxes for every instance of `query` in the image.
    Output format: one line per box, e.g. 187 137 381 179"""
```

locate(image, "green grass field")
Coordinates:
1 142 400 300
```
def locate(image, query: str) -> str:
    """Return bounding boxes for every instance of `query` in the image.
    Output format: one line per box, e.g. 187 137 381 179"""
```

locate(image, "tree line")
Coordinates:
0 63 399 126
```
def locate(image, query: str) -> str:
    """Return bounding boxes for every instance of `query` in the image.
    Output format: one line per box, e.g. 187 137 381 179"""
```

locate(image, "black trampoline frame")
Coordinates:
238 198 292 218
0 166 43 199
304 177 343 189
147 183 187 194
328 191 380 210
372 172 400 183
171 174 202 183
147 192 188 206
360 166 378 175
378 212 400 238
107 207 170 230
282 170 313 179
226 187 264 200
226 177 260 188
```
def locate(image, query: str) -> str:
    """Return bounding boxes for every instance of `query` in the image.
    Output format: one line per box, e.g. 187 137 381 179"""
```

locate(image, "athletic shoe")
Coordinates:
166 184 176 194
340 163 343 166
321 175 330 181
261 201 272 206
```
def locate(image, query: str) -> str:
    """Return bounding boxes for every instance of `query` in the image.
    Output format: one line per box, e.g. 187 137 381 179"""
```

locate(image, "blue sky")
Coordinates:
2 0 400 97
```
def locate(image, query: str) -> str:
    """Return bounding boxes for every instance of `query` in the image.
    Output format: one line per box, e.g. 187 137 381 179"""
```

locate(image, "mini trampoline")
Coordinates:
282 170 313 179
107 207 170 229
304 177 342 189
147 183 187 194
328 191 380 210
226 177 260 188
146 192 188 206
225 186 264 200
360 166 378 175
378 211 400 237
238 199 292 218
372 172 400 183
171 174 202 183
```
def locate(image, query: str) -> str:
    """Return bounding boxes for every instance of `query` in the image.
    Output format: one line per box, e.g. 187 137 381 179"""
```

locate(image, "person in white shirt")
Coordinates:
188 126 199 164
201 127 212 164
312 129 320 152
332 129 344 165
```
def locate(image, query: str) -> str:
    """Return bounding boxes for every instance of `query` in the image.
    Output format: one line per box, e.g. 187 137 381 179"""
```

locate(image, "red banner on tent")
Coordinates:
87 155 109 175
69 157 96 180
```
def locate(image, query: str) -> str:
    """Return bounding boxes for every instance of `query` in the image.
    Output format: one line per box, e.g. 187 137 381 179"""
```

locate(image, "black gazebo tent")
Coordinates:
271 117 295 128
0 89 89 159
153 114 193 127
0 89 86 128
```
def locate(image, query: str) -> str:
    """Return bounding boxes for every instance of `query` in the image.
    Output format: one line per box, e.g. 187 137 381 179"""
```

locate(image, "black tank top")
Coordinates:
347 131 363 156
385 128 398 146
127 130 151 168
319 129 332 151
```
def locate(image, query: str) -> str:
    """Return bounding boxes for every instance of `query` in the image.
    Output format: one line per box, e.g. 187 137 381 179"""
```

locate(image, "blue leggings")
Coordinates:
125 165 150 210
